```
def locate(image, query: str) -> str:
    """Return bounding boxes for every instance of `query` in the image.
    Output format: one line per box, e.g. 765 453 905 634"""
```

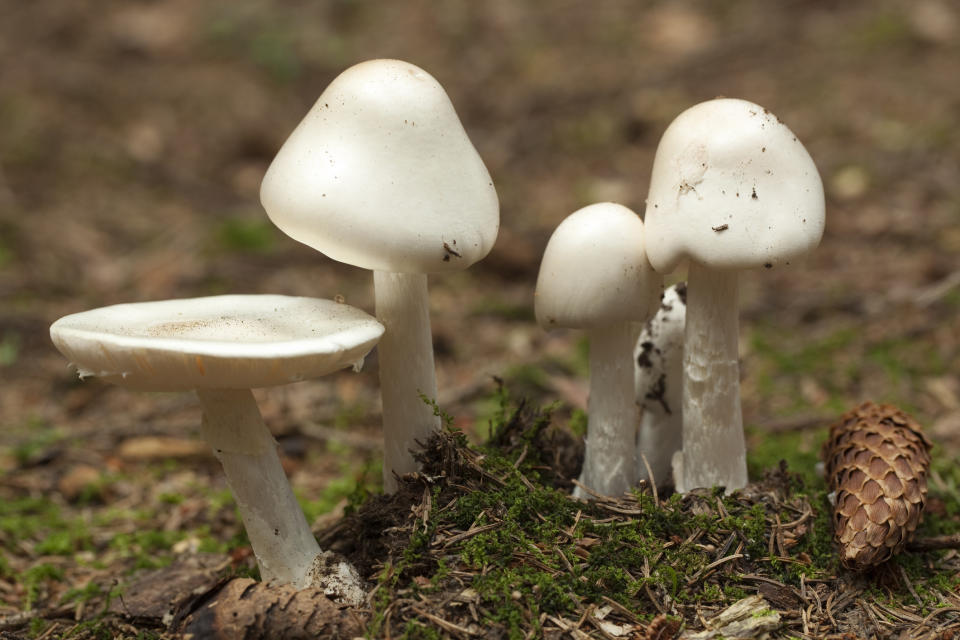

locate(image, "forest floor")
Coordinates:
1 1 959 638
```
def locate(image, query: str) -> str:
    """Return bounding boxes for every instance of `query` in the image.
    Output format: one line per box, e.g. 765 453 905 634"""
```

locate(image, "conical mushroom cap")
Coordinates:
50 295 384 391
261 59 499 274
535 203 662 330
645 98 825 273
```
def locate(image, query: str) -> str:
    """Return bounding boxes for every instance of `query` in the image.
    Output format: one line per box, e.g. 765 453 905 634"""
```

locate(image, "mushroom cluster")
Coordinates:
49 58 499 593
51 58 827 598
643 98 825 493
533 99 824 498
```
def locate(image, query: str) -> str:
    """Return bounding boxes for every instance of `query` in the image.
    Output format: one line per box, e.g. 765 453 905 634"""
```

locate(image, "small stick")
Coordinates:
639 451 659 506
907 534 960 551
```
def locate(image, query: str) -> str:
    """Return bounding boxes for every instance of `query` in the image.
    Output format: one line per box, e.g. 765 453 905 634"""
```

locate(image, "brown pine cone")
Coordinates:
822 402 932 571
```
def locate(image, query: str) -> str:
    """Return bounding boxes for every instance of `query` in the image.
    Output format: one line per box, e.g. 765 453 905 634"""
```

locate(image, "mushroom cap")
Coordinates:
535 203 662 330
260 59 499 274
644 98 825 273
50 295 384 391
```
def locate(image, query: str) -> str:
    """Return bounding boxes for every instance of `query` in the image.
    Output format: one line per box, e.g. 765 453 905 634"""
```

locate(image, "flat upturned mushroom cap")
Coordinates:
645 98 825 273
260 59 499 274
50 295 384 391
535 203 661 330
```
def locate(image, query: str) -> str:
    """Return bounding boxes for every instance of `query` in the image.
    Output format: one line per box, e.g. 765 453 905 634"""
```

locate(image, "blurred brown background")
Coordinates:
1 1 958 474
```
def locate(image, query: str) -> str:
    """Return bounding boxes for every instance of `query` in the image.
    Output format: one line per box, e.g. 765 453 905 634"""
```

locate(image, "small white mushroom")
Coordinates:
50 295 383 600
644 98 825 492
260 59 499 493
635 282 686 490
535 203 662 498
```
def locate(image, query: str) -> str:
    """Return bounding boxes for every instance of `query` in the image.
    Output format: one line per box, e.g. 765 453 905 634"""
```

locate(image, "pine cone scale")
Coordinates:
822 402 932 571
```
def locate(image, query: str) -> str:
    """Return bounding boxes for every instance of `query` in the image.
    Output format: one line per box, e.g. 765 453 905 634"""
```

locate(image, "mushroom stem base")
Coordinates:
197 388 322 588
680 265 747 493
374 271 441 493
576 322 639 498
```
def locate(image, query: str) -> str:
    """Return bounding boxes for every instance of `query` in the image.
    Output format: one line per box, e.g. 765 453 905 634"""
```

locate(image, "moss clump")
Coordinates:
348 393 850 639
316 389 960 638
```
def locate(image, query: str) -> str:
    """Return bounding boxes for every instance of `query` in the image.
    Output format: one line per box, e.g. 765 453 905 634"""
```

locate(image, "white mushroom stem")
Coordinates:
680 263 747 492
636 358 683 489
374 271 441 493
576 321 638 497
635 283 686 489
196 388 322 589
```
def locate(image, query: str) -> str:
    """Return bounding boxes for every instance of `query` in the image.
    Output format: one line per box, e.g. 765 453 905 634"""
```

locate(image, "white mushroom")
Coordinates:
535 203 662 498
49 295 383 600
644 98 825 492
635 282 686 490
260 59 499 493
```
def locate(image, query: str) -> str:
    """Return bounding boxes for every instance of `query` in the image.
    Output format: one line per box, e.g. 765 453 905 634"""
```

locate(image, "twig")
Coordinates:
756 412 832 433
914 270 960 307
899 565 923 607
639 451 659 506
914 606 960 631
439 523 502 549
908 534 960 551
411 607 478 637
686 554 744 586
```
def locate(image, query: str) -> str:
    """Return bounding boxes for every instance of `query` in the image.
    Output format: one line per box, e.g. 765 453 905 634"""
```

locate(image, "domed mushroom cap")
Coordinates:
50 295 384 391
261 59 499 274
535 203 662 330
645 98 825 273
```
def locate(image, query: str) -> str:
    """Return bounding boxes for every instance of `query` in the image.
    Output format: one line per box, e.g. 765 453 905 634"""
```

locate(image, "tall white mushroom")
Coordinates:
260 59 499 493
635 282 686 490
50 295 383 600
535 203 662 498
644 98 825 492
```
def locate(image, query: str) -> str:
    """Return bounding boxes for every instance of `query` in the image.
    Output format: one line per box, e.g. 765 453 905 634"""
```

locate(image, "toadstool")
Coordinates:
535 203 662 497
260 59 499 492
49 294 383 599
635 282 686 490
644 98 825 492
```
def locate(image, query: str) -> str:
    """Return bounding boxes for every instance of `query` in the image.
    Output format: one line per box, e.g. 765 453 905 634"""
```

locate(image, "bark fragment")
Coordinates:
177 578 365 640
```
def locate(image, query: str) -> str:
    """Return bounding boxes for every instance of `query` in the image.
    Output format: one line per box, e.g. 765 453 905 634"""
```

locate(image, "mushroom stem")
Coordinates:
373 271 441 493
196 388 321 588
680 263 747 492
576 321 639 498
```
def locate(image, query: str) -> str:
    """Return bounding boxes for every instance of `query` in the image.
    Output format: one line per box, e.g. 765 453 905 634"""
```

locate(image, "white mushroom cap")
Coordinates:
645 98 825 273
260 59 499 274
535 203 662 330
50 295 384 391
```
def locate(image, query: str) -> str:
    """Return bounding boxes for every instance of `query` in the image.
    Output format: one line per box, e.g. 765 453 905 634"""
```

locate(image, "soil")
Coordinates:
2 1 960 638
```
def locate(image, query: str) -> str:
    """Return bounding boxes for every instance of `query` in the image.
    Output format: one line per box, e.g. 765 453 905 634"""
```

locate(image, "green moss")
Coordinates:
60 581 104 606
469 298 535 322
399 619 444 640
0 331 20 366
568 408 587 437
35 527 93 556
746 428 827 488
28 617 47 638
215 218 278 254
10 423 62 467
24 564 64 610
